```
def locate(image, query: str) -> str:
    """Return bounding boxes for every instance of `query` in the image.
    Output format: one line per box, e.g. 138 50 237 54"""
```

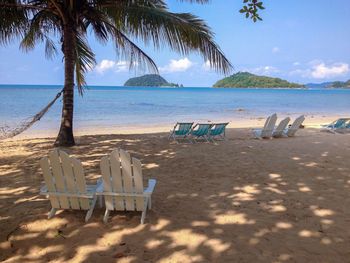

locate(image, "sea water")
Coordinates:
0 85 349 133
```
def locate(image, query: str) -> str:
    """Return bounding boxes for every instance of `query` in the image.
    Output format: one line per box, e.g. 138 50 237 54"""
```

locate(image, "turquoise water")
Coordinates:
0 85 349 132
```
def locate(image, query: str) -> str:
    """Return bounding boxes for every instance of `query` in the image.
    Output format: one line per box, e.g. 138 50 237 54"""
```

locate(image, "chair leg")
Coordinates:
103 209 110 223
148 196 152 210
141 198 149 224
85 195 97 222
48 208 57 219
99 195 104 208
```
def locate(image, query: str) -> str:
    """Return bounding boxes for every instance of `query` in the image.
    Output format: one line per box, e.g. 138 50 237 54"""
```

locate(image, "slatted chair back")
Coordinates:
287 115 305 136
40 149 90 210
333 118 349 128
192 123 212 136
175 123 193 136
261 114 277 138
100 149 145 212
273 117 290 137
210 123 228 136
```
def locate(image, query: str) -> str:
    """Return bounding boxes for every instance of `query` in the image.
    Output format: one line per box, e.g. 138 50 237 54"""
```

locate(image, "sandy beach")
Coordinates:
1 121 350 262
6 114 339 140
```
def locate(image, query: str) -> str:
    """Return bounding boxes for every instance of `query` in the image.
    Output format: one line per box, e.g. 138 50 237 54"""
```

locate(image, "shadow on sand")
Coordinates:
1 128 350 262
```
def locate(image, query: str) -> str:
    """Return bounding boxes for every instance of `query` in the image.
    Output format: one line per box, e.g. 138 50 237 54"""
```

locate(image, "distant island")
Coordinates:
328 80 350 88
306 80 350 89
124 74 182 87
213 72 304 88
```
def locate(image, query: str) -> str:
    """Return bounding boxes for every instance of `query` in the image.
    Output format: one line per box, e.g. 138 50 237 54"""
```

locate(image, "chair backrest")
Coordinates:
333 118 350 129
192 123 212 136
210 123 229 136
40 149 90 210
287 115 305 136
345 120 350 128
261 114 277 138
274 117 291 137
100 149 145 212
176 123 193 135
263 116 271 130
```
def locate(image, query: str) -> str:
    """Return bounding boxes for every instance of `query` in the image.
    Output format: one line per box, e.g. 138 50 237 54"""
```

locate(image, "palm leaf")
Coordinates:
74 34 96 95
106 1 232 73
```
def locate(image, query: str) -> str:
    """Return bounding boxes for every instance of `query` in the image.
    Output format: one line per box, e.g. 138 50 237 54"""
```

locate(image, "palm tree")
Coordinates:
0 0 263 146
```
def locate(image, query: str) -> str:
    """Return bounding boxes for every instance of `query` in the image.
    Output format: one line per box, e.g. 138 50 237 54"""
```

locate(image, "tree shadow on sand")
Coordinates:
1 128 350 262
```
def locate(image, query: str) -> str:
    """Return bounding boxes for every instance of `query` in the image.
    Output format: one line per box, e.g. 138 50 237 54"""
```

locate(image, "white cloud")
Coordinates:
159 58 193 73
251 65 280 75
293 62 300 66
95 59 116 73
202 60 211 71
272 47 280 53
290 61 349 79
310 62 349 79
115 61 129 72
94 60 132 74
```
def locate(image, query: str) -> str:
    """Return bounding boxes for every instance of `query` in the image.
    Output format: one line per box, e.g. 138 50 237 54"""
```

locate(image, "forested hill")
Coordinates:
124 74 181 87
213 72 304 88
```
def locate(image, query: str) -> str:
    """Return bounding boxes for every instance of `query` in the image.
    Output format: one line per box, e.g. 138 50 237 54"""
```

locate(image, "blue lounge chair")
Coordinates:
189 123 213 142
209 123 229 141
169 122 193 142
321 118 350 133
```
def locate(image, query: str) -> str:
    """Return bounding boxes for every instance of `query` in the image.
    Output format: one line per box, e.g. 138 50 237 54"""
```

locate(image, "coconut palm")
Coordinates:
0 0 263 146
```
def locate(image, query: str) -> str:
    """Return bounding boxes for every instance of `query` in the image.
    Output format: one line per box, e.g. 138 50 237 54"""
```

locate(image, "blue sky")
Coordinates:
0 0 350 86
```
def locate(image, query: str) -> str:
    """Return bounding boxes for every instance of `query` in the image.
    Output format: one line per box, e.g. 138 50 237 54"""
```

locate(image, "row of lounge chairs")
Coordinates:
321 118 350 134
253 114 305 139
40 148 156 224
169 122 229 142
169 115 305 142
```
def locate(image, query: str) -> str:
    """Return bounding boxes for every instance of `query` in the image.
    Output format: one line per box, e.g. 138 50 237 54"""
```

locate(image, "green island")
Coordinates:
326 80 350 88
124 74 182 87
213 72 304 88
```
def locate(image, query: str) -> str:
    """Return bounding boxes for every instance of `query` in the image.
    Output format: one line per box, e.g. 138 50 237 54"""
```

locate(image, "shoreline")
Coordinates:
2 114 340 141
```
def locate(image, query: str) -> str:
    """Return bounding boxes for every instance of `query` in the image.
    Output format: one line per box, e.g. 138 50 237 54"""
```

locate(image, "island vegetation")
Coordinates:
124 74 182 87
326 80 350 88
213 72 304 88
306 80 350 89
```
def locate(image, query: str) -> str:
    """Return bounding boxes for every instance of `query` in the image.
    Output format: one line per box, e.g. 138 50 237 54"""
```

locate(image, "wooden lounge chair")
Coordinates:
273 117 291 138
169 122 193 142
253 113 277 139
99 149 157 224
39 149 102 222
189 123 213 142
209 123 229 141
284 115 305 137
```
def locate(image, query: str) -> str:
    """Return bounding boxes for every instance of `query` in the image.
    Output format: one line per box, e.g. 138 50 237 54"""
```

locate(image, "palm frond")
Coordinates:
75 34 96 95
0 0 29 45
106 1 232 74
82 5 158 72
19 9 60 58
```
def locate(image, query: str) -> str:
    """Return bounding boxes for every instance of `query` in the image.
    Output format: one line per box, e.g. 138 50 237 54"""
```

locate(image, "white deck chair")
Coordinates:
39 149 102 222
99 149 157 224
284 115 305 137
253 113 278 139
273 117 291 138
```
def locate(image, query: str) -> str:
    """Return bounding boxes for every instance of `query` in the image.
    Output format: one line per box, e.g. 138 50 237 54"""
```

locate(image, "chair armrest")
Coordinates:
95 178 104 193
40 184 48 195
144 179 157 194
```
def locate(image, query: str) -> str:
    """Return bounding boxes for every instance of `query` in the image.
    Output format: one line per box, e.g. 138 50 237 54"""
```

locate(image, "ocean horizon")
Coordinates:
1 84 349 135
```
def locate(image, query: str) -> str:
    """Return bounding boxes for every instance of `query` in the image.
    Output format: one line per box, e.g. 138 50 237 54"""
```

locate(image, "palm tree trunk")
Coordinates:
54 24 76 147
